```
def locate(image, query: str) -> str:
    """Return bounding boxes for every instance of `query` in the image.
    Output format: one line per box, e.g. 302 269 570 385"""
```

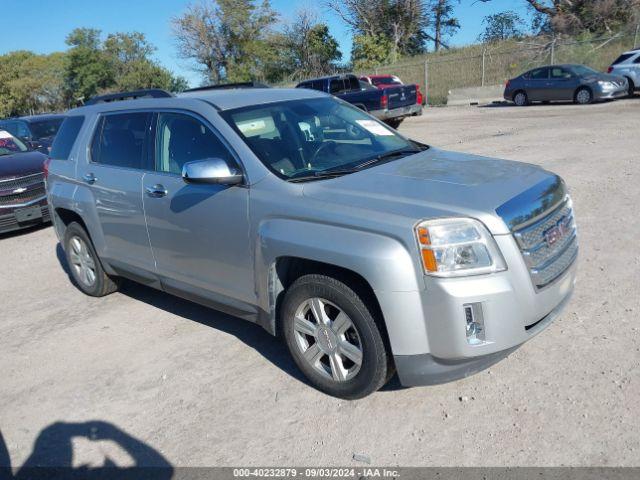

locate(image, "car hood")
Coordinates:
584 72 625 83
302 147 558 235
0 151 47 179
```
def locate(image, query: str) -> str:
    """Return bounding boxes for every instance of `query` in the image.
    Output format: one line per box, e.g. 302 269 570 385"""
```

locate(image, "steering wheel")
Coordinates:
310 140 338 166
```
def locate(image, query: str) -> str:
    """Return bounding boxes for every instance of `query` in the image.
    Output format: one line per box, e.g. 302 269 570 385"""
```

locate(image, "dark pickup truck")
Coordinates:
296 74 422 128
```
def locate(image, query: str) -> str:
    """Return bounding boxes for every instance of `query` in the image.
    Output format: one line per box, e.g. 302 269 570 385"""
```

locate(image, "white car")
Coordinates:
608 48 640 96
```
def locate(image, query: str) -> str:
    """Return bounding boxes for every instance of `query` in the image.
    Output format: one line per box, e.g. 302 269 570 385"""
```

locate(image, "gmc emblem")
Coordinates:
544 216 569 246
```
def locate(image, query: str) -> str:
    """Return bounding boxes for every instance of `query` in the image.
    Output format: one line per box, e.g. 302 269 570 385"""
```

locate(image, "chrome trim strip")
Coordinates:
496 175 566 231
0 195 47 209
0 172 43 184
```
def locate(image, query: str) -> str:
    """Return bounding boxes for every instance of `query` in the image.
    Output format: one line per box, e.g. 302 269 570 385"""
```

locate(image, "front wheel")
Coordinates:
575 87 593 105
282 274 391 399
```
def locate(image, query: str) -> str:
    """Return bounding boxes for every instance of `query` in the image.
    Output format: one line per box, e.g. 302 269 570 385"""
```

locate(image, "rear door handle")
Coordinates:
82 173 97 185
145 184 167 198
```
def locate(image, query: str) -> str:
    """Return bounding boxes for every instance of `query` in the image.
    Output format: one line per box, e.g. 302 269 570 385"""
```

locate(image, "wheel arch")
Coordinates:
574 85 593 102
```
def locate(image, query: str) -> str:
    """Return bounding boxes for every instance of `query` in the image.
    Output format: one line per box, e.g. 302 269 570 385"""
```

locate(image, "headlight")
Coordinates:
598 80 613 89
415 218 506 277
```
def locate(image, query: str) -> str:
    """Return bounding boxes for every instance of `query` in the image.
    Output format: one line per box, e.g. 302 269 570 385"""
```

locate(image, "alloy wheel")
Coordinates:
576 89 592 104
292 297 363 382
514 92 527 106
69 236 97 287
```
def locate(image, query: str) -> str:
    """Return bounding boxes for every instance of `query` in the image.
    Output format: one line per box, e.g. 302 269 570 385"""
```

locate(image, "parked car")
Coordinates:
0 130 50 234
607 48 640 96
504 64 628 106
0 114 65 154
296 74 422 128
359 74 403 88
47 87 577 399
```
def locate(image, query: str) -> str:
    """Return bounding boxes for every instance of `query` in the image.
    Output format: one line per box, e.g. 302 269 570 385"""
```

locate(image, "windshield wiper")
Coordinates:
288 169 359 183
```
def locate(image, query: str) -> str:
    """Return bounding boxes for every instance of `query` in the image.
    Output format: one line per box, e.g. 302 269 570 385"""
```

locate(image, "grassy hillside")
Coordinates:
359 30 638 105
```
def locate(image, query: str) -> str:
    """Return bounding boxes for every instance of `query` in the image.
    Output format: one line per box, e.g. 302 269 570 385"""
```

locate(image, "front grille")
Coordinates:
0 186 46 206
512 197 578 289
0 173 46 207
0 173 44 191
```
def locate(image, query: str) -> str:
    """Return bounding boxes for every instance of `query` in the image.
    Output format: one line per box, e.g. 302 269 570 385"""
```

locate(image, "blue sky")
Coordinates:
0 0 531 86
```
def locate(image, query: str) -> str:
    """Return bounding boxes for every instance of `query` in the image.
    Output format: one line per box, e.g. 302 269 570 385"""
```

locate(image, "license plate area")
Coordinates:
15 205 42 223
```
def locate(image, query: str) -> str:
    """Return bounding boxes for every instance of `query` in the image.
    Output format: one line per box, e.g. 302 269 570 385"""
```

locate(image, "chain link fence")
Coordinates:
364 27 640 105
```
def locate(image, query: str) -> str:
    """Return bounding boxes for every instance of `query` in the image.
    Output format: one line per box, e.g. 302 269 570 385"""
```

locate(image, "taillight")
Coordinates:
607 66 613 73
381 94 388 109
43 157 52 180
505 79 511 88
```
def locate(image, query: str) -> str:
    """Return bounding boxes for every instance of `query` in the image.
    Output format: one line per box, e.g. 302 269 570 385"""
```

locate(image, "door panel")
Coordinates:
143 111 254 308
548 67 578 100
525 67 550 101
80 111 155 272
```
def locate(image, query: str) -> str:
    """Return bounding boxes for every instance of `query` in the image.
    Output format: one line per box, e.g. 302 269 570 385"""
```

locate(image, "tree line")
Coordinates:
1 0 639 117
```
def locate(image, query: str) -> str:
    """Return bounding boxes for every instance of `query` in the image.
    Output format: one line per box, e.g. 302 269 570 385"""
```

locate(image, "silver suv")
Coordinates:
46 87 578 399
608 48 640 95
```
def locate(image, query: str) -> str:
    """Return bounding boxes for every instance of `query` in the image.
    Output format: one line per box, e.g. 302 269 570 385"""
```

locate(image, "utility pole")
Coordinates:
481 47 486 87
424 60 429 106
550 37 556 65
635 24 639 48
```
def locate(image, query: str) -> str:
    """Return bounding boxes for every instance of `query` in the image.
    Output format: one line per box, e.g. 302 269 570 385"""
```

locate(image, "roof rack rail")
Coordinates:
184 82 270 92
85 89 174 106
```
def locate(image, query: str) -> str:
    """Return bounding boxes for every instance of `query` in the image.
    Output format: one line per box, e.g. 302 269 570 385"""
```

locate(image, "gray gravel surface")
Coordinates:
1 99 638 468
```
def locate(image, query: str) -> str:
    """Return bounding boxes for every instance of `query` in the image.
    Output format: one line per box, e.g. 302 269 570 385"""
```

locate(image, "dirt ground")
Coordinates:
1 99 639 469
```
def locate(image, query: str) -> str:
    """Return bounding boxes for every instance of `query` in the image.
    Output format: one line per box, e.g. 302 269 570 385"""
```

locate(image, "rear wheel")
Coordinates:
282 274 391 399
64 222 119 297
513 91 529 106
575 87 593 105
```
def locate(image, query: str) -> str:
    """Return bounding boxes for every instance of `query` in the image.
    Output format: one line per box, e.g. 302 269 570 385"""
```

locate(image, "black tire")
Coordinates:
626 77 635 97
385 118 403 129
574 87 593 105
63 222 119 297
281 274 391 399
512 90 529 106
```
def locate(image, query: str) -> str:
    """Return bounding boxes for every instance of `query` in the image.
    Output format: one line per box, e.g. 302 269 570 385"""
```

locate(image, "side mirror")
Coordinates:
182 158 243 185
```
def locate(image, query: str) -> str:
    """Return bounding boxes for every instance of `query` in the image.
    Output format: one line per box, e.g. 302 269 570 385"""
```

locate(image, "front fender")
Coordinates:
255 218 431 355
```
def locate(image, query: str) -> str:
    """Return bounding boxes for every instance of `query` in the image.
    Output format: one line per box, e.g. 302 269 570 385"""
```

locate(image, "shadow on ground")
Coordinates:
55 243 406 394
0 421 172 479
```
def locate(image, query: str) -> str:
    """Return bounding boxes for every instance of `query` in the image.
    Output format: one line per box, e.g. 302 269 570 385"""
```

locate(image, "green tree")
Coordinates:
429 0 460 51
478 11 525 43
64 28 114 103
351 34 394 69
277 10 342 80
172 0 279 83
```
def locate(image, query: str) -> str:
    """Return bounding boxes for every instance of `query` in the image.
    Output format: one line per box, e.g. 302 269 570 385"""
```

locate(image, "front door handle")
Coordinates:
82 173 97 185
145 184 167 198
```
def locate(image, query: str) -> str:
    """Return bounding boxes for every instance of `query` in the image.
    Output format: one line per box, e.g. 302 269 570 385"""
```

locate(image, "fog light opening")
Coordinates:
464 303 485 345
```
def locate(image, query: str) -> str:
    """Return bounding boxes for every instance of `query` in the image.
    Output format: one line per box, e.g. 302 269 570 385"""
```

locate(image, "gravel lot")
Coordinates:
1 99 639 469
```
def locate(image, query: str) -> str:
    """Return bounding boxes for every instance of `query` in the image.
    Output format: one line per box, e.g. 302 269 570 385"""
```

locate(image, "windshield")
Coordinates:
29 118 63 140
0 130 28 156
570 65 599 76
222 98 419 181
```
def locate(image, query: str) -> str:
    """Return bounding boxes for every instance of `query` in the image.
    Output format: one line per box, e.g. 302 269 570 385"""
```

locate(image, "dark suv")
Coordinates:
0 114 65 154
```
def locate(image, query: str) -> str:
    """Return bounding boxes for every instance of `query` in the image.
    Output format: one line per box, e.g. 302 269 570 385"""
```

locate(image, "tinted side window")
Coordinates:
345 76 360 91
311 80 325 91
329 79 345 94
155 113 234 175
91 112 151 169
50 116 85 160
530 68 549 79
634 55 640 64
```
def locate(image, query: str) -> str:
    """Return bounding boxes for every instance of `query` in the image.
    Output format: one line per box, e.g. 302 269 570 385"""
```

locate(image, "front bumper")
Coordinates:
594 82 628 100
371 103 423 121
0 198 50 234
394 286 574 386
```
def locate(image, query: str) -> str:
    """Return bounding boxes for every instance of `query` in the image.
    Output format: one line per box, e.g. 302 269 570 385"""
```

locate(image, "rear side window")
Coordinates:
613 53 633 65
530 68 549 79
329 79 345 94
50 116 85 160
90 112 152 169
